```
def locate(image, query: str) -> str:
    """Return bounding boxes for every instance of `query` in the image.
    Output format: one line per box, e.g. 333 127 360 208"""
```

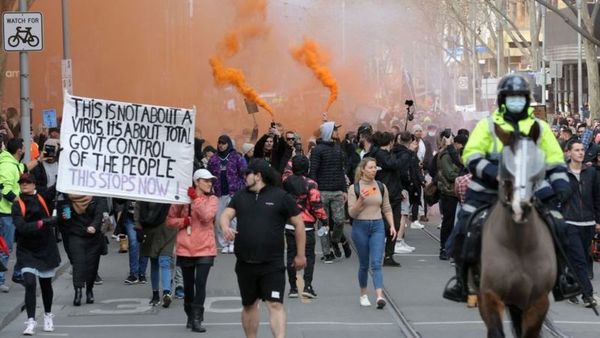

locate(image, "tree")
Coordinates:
536 0 600 119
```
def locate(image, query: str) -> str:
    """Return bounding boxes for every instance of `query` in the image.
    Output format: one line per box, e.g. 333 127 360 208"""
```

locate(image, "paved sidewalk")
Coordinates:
0 242 69 331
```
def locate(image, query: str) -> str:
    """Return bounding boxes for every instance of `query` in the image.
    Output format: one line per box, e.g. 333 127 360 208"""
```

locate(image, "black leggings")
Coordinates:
181 264 212 306
23 272 53 318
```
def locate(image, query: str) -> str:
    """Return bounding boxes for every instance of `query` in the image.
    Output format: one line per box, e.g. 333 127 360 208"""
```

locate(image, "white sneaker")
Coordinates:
401 240 416 251
43 313 54 332
228 243 234 254
360 295 371 307
436 223 442 229
221 246 229 254
23 318 36 335
0 284 9 293
410 221 425 229
394 242 413 254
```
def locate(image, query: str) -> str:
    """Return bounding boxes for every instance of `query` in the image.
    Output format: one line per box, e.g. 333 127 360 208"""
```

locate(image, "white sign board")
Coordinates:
61 59 73 93
457 76 469 90
57 93 196 204
549 61 563 79
2 12 43 51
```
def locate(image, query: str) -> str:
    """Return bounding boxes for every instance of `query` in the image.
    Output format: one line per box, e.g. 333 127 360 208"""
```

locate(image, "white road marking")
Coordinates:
55 321 396 328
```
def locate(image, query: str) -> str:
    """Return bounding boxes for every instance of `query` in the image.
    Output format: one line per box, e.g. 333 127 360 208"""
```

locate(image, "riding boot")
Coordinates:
184 303 192 329
191 305 206 333
85 282 94 304
73 287 82 306
443 262 468 302
552 253 582 301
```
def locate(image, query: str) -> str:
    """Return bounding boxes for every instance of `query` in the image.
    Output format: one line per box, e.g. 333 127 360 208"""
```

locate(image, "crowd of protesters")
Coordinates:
1 102 600 337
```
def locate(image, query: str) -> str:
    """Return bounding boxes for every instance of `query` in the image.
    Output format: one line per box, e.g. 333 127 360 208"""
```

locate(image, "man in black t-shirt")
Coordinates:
220 159 306 338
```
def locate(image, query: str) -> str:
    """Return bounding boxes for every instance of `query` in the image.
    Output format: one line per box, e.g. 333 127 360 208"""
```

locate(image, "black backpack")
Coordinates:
353 180 385 202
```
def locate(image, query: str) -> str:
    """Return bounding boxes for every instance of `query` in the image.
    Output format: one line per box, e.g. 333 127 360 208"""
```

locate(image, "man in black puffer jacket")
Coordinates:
309 121 350 262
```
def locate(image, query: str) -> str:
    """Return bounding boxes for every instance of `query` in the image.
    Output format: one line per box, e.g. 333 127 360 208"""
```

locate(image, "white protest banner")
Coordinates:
57 93 195 204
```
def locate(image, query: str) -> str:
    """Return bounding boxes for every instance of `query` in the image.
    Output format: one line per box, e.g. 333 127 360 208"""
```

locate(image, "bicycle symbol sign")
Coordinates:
3 12 43 52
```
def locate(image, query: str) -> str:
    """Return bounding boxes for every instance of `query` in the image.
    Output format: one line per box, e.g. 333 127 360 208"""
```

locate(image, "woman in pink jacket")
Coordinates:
167 169 218 333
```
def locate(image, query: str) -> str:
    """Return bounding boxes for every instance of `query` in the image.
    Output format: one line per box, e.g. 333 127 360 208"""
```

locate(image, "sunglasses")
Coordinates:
218 141 227 145
286 137 295 141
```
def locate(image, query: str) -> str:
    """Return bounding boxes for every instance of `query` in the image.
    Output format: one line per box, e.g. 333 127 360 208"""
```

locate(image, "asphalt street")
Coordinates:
1 207 600 337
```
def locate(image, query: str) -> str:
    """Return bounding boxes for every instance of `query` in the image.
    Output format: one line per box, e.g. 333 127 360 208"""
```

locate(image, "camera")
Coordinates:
405 100 414 107
44 144 57 158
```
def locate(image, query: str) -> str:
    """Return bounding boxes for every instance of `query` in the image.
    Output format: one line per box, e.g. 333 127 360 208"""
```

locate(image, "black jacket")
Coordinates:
392 144 423 196
13 193 60 271
254 134 291 173
59 196 107 238
560 166 600 224
309 139 347 192
367 146 404 204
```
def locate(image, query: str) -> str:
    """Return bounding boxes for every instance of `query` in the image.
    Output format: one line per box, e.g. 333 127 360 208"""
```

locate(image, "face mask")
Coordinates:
428 131 436 137
505 96 527 114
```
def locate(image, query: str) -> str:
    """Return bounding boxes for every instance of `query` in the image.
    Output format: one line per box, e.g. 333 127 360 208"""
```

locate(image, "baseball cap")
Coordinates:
18 173 35 184
193 169 216 181
245 158 271 176
241 143 254 155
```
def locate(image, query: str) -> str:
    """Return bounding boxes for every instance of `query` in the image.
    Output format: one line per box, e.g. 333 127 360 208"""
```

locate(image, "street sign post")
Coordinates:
2 12 43 52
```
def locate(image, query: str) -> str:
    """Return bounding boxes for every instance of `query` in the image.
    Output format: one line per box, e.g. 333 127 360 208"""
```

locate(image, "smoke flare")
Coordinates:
209 57 274 117
292 39 338 111
209 0 273 117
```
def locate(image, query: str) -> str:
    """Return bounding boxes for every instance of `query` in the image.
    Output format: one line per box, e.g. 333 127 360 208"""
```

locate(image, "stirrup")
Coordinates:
443 276 467 303
552 272 582 302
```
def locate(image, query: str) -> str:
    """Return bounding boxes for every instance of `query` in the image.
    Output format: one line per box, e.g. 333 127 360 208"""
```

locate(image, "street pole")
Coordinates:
19 0 31 162
496 0 504 77
471 2 477 109
542 5 546 106
341 0 346 65
62 0 72 95
577 0 583 114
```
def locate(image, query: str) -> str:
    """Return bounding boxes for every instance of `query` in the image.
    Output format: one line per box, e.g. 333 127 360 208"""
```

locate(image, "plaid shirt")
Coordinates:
581 128 593 151
454 173 472 204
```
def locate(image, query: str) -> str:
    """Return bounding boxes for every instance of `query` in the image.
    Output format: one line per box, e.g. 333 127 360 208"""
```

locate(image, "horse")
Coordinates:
477 122 557 338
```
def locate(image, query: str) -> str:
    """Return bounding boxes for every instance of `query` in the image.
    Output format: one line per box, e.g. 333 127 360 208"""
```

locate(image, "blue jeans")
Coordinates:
150 256 172 292
124 217 148 277
351 219 385 289
0 216 15 285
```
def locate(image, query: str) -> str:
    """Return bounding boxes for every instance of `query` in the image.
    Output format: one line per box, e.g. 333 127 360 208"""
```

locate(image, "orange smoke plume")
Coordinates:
292 39 338 112
209 0 273 118
209 57 274 118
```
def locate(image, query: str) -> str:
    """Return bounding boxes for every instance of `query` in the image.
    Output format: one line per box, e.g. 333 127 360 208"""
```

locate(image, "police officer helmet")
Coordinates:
497 74 531 121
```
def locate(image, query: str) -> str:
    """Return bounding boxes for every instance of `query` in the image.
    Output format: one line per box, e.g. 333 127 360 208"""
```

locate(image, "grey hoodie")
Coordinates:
320 121 336 141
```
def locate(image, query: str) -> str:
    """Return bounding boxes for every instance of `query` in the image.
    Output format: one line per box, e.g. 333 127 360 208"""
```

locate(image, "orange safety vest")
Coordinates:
17 194 49 217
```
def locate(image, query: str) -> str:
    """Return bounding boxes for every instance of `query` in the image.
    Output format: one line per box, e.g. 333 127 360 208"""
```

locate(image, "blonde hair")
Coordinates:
354 157 377 183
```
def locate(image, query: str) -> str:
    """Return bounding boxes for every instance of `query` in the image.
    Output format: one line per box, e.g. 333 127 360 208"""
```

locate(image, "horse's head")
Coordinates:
494 122 545 223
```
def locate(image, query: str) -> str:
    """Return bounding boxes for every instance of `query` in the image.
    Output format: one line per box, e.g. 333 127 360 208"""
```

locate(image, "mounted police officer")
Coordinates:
443 74 575 302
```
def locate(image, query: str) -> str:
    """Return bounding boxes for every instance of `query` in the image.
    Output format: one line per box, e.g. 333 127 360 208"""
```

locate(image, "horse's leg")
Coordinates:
521 295 549 338
478 290 505 338
506 305 523 338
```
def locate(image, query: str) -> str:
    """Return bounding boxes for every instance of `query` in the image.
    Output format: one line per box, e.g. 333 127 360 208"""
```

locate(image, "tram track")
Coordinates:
345 230 422 337
419 226 571 337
